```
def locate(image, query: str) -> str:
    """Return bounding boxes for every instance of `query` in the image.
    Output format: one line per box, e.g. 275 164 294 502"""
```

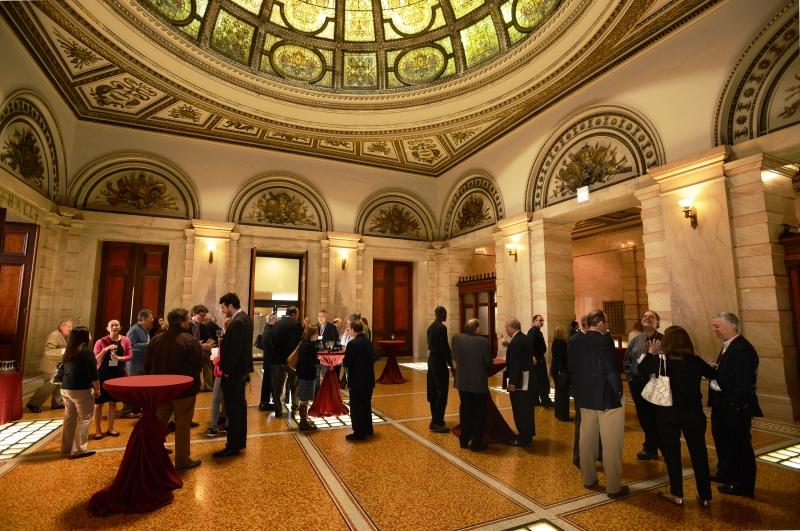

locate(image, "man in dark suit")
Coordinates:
528 314 553 407
258 313 278 411
623 310 664 460
505 318 534 447
190 305 217 391
343 319 376 440
146 307 203 471
317 309 341 383
213 293 253 458
453 318 493 451
709 312 763 497
271 307 302 417
568 310 628 498
426 306 454 433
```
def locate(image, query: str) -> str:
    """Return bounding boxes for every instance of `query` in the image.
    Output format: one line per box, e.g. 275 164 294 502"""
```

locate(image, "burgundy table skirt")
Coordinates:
375 340 407 384
453 359 515 444
0 372 23 425
89 375 193 516
309 353 348 417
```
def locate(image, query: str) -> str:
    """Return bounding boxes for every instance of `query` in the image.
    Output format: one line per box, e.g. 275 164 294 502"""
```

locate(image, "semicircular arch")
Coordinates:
355 189 437 242
441 171 505 239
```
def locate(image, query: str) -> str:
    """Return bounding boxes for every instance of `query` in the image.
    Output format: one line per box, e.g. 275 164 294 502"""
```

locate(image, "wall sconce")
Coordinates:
678 199 698 229
207 240 216 263
338 250 348 270
505 243 518 262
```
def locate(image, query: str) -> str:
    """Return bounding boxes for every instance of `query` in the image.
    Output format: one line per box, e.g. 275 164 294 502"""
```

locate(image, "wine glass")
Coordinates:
390 333 395 340
216 329 224 340
326 340 334 350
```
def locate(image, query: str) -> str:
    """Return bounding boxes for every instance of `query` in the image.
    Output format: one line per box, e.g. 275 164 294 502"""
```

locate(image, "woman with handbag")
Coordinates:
295 325 320 431
550 326 571 421
60 326 100 459
92 319 132 439
638 325 716 507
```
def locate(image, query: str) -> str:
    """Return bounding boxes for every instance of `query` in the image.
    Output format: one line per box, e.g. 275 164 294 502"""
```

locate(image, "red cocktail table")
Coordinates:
375 340 407 384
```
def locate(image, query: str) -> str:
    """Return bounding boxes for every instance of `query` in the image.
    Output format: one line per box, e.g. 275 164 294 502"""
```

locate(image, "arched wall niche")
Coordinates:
228 173 332 232
0 90 66 203
69 153 200 219
354 189 437 242
715 2 799 146
441 171 505 239
526 104 665 211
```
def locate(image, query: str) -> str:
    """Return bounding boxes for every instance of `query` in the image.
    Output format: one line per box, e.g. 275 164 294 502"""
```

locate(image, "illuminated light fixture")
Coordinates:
577 186 590 203
338 249 348 270
505 243 518 262
207 240 216 263
678 199 698 229
342 258 347 270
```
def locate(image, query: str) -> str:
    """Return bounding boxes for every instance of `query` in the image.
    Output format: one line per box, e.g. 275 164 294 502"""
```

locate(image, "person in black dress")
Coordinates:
550 326 571 421
92 320 131 439
638 325 716 507
296 325 320 431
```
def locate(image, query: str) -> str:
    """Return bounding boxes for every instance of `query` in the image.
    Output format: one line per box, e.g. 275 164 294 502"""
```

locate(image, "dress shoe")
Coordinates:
696 496 711 508
105 430 120 437
459 441 469 449
26 404 42 413
176 459 201 471
190 421 199 428
470 444 488 452
637 450 659 460
717 484 754 497
69 451 96 460
541 401 554 408
258 403 270 412
212 448 240 458
709 473 728 484
607 485 630 499
429 425 450 433
659 492 684 506
345 433 365 441
583 480 599 489
166 420 176 433
508 438 531 448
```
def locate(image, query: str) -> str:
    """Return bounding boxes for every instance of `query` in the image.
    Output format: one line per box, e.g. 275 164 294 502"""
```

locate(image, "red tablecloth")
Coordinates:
89 375 193 516
0 372 22 424
375 340 407 384
309 353 348 417
453 359 515 444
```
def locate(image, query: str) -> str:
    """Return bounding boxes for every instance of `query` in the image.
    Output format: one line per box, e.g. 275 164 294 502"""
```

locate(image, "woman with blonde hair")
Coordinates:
550 326 571 421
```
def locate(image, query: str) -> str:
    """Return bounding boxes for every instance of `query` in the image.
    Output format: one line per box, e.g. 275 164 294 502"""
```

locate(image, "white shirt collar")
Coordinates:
722 334 739 353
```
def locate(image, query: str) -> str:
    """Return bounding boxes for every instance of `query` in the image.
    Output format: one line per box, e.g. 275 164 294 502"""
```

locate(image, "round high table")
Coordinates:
375 340 407 384
452 359 515 445
308 353 349 417
89 375 193 516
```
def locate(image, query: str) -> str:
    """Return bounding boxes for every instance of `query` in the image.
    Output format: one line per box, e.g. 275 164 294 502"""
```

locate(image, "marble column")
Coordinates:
324 232 360 322
725 153 799 419
494 213 533 339
186 221 237 319
635 184 672 330
617 243 647 334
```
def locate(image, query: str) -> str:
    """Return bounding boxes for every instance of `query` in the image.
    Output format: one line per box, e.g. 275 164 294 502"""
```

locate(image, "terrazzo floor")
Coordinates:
2 359 799 530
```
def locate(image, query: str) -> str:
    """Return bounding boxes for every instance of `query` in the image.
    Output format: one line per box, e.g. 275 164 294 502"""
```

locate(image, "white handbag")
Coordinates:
641 354 672 406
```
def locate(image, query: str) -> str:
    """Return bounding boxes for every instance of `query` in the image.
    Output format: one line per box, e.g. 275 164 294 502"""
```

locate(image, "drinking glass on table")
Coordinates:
390 333 395 340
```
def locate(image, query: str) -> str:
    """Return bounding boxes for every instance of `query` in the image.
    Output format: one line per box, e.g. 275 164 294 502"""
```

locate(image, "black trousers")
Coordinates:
427 358 449 426
259 365 277 406
656 406 711 499
629 377 662 453
458 391 488 449
532 360 552 405
221 375 248 451
554 372 571 421
349 387 374 436
510 389 534 442
711 405 756 491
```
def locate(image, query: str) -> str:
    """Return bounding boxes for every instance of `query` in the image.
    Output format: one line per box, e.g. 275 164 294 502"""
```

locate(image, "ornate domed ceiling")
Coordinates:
139 0 561 92
2 0 721 175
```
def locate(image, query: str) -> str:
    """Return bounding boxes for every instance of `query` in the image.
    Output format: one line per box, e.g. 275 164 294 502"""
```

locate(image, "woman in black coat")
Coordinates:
295 325 320 431
638 325 716 507
550 326 571 421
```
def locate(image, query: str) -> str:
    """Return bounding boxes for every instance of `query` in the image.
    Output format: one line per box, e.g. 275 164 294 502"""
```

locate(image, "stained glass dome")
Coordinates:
141 0 562 92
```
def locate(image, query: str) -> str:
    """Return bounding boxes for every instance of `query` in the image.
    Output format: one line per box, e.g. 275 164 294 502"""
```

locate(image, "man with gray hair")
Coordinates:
452 318 493 451
505 317 534 447
709 312 763 497
26 320 72 413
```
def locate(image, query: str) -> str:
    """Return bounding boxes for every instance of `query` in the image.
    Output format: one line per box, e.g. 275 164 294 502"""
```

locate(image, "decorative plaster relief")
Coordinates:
441 172 504 239
715 2 799 145
0 91 66 202
69 153 199 219
527 104 664 210
355 189 436 241
228 173 332 231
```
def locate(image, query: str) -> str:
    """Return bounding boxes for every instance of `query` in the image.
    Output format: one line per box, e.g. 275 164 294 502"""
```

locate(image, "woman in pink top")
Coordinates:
92 319 132 438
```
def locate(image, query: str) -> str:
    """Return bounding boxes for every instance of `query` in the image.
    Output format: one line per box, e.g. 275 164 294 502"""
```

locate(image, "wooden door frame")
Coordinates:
248 249 307 318
0 221 39 372
372 259 414 347
457 274 497 355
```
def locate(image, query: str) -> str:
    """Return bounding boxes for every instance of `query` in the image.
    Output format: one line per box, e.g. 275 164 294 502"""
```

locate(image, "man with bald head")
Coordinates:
505 317 534 448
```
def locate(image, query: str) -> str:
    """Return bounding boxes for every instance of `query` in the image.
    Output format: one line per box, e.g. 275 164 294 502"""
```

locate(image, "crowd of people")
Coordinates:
32 298 763 505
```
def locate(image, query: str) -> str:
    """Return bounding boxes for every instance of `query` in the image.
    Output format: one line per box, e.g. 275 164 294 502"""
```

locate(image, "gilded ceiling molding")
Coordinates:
354 189 437 242
227 173 332 232
0 90 66 203
714 1 799 146
69 153 200 219
441 171 504 239
526 104 665 211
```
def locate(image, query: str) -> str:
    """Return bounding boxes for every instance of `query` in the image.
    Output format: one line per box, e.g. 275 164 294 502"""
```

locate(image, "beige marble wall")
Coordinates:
324 232 360 323
725 154 799 419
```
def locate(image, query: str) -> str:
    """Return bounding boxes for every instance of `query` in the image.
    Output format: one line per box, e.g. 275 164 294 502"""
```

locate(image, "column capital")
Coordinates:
634 183 661 203
191 219 235 239
527 218 575 233
724 152 799 177
648 145 729 193
326 231 361 249
496 212 532 237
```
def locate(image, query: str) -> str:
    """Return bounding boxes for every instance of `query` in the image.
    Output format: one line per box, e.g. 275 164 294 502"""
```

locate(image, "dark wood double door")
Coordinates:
94 242 168 339
372 260 413 349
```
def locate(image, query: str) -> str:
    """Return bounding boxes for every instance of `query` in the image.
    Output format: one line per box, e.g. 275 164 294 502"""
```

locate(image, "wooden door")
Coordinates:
94 242 168 339
372 260 413 348
0 221 39 372
457 274 497 355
